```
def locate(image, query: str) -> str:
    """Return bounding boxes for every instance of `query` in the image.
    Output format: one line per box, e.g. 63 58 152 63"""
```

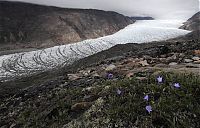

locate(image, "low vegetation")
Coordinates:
1 71 199 127
103 72 200 127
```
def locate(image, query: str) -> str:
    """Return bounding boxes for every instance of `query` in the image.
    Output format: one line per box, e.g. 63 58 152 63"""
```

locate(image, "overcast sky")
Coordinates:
6 0 199 20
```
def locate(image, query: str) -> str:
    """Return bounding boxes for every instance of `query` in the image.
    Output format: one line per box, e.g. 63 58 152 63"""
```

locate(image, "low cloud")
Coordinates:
5 0 199 19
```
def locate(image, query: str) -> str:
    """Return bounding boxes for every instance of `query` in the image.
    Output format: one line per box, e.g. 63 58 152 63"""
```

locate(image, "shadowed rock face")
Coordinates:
0 1 134 50
180 12 200 31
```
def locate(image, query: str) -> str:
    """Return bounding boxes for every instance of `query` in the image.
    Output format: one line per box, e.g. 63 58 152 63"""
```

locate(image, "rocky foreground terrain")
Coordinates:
0 1 134 52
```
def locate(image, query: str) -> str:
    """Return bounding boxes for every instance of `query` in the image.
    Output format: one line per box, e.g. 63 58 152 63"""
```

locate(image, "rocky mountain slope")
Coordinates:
0 1 134 51
180 11 200 31
177 11 200 41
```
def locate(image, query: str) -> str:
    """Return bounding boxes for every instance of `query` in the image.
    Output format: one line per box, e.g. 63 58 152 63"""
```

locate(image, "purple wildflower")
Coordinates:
146 105 152 113
107 73 114 79
174 83 180 88
157 76 163 83
144 95 149 101
116 89 122 95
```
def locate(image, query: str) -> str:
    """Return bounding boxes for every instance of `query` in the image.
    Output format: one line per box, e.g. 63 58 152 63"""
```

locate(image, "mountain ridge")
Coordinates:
0 1 134 51
180 11 200 31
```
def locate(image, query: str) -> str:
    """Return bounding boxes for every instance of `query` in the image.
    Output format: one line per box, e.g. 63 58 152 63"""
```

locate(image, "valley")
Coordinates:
0 20 190 82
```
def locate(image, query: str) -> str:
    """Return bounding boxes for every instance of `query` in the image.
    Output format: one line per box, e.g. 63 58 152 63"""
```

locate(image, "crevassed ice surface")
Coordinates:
0 20 190 81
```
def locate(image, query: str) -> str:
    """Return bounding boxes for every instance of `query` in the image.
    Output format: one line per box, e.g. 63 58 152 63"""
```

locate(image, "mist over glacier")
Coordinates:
0 20 190 81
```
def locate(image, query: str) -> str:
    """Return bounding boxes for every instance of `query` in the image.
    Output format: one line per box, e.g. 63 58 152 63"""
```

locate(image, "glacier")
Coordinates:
0 20 190 81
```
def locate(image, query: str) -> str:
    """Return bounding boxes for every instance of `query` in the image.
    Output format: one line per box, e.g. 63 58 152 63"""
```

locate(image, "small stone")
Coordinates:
143 55 152 60
10 123 17 128
82 86 95 92
192 57 200 61
171 54 178 60
134 58 142 62
92 73 100 79
193 60 200 64
184 59 193 63
169 62 178 66
126 72 134 78
166 53 179 62
194 50 200 56
59 82 68 88
105 64 116 71
159 58 166 62
139 60 149 66
67 74 81 81
179 53 185 58
160 54 167 58
79 70 90 76
166 57 172 63
71 102 92 111
104 86 110 90
136 77 148 81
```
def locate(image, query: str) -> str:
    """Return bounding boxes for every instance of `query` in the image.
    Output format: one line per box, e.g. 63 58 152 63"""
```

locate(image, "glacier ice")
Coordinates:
0 20 190 81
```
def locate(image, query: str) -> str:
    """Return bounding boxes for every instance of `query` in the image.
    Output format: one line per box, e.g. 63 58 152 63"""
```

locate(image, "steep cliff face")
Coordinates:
0 1 134 50
180 12 200 31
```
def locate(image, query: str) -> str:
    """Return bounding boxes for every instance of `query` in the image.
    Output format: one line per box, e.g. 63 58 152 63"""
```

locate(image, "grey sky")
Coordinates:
5 0 199 19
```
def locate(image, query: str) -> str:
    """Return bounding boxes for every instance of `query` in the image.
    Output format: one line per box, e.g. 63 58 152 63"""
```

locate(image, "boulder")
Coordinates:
138 60 149 67
169 62 178 66
105 64 117 71
184 59 193 63
194 50 200 56
192 57 200 61
126 72 134 78
193 60 200 64
67 74 81 81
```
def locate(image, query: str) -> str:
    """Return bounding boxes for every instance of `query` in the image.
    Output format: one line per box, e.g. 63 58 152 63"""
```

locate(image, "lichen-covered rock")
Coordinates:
192 57 200 61
184 59 193 63
139 60 149 67
105 64 117 71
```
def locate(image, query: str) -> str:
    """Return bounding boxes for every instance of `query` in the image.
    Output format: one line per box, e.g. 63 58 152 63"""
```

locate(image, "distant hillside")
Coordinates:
0 1 134 51
131 16 154 20
180 12 200 31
